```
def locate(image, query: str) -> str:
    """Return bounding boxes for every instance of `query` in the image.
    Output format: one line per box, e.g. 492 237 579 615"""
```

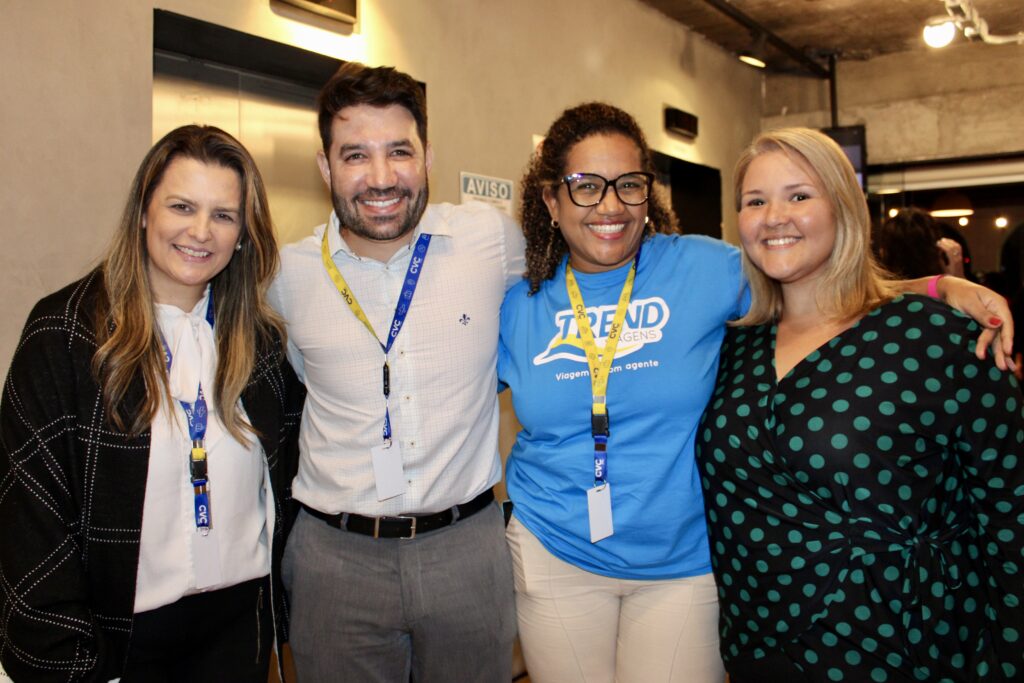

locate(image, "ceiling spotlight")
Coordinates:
924 16 957 48
920 1 1024 48
739 53 767 68
888 208 900 218
930 190 974 218
996 217 1009 228
958 217 969 227
739 32 767 69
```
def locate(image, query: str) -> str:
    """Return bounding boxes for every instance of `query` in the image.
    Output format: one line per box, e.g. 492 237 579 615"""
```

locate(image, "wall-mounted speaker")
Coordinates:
664 107 698 139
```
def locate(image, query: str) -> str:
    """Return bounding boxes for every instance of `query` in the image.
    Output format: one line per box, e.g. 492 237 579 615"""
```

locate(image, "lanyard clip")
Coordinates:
190 459 208 483
190 441 208 483
591 410 610 437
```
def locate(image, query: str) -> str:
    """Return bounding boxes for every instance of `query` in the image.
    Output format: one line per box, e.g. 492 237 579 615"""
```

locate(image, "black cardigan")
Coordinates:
0 271 305 682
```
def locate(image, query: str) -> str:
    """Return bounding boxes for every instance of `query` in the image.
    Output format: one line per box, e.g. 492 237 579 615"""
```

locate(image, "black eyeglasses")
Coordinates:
560 172 654 208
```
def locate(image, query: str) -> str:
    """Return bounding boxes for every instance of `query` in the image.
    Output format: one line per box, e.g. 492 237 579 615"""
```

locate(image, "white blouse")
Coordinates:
134 287 272 613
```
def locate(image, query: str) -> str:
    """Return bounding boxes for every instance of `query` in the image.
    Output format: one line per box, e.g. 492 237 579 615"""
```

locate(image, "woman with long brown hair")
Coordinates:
0 125 303 682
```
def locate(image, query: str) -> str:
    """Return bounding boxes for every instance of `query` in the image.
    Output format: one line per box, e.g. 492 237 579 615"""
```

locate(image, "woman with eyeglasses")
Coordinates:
498 103 1015 683
0 125 304 682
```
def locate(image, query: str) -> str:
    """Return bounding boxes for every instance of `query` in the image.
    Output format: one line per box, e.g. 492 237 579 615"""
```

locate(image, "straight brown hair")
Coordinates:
93 125 285 442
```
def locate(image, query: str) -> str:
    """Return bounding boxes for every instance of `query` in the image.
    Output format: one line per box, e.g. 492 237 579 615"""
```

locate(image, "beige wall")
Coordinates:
762 41 1024 165
0 0 761 374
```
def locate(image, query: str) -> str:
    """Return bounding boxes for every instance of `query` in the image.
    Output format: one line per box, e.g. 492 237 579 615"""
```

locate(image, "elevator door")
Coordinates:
154 51 332 247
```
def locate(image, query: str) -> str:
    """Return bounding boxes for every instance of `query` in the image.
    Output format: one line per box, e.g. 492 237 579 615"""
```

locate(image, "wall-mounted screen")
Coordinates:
821 125 867 190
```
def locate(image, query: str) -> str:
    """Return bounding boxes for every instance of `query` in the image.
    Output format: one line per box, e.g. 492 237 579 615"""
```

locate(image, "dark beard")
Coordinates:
332 182 430 244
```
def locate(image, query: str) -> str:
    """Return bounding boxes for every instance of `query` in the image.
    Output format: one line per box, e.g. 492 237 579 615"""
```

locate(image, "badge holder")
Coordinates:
587 409 613 543
190 441 223 587
371 361 406 500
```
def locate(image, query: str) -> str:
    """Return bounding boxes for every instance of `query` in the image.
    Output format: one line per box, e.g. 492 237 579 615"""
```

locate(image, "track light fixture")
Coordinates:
738 32 767 69
923 16 957 48
924 0 1024 48
699 0 829 78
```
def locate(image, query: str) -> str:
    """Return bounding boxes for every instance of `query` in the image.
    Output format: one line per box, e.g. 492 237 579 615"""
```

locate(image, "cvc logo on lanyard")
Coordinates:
187 399 207 432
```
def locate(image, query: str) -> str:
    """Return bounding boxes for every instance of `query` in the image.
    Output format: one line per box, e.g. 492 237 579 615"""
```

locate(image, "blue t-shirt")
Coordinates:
498 233 748 579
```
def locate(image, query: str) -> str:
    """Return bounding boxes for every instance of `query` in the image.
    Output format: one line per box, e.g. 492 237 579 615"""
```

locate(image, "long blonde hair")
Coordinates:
93 125 285 442
732 127 897 325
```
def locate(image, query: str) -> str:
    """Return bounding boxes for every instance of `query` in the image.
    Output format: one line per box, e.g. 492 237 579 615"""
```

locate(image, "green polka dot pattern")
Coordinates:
697 296 1024 681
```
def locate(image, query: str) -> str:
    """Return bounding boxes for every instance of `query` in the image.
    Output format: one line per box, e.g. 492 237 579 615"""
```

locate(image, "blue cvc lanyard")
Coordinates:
321 231 432 447
159 294 215 535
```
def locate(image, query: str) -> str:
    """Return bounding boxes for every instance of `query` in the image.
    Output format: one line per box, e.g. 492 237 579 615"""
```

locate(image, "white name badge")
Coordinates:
193 528 223 589
371 444 408 501
587 484 614 543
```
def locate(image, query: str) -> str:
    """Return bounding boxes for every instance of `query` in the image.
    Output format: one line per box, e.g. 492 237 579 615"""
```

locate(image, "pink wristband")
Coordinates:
927 274 946 299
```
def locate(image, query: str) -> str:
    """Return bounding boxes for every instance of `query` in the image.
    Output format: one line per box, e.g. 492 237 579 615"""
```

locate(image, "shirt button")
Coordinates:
404 395 412 401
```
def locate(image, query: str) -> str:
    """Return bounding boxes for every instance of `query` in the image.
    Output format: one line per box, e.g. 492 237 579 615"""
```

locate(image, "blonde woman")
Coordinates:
0 125 304 682
501 105 1015 683
698 128 1024 682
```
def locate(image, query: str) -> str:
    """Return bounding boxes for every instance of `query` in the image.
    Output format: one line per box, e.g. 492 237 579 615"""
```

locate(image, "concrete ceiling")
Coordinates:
638 0 1024 72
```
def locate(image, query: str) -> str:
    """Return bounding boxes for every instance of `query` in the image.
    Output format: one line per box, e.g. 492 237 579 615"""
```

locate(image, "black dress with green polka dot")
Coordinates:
697 295 1024 682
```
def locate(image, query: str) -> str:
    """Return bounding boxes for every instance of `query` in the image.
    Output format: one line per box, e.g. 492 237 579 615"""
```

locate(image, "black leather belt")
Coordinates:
302 489 494 539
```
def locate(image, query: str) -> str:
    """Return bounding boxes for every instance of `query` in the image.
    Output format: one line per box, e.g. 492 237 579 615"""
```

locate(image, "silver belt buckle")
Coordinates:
398 515 417 540
373 515 417 539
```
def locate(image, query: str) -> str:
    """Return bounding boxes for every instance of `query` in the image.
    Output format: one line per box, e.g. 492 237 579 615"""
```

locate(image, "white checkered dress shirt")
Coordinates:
269 201 525 516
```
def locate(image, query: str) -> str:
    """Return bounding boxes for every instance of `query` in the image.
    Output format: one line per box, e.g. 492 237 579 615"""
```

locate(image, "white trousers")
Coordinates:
506 516 725 683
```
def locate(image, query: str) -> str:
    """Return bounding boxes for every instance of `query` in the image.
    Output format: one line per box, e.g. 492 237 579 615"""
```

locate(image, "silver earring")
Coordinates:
234 242 242 252
550 219 560 230
644 215 650 226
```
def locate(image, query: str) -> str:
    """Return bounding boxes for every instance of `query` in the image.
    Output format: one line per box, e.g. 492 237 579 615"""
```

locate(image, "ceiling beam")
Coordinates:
699 0 831 79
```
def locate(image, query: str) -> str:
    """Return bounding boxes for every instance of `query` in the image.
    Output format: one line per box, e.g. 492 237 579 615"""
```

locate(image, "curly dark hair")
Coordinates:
520 102 678 294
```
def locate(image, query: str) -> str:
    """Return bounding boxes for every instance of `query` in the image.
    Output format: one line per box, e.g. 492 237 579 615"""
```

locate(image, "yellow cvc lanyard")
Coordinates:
321 228 431 447
564 247 640 486
321 229 377 338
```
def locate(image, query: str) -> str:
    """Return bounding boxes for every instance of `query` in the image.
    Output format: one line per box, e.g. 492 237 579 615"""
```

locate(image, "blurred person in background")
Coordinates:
874 207 964 279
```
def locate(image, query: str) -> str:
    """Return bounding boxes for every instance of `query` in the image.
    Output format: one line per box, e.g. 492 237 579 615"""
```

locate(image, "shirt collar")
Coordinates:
323 205 452 263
